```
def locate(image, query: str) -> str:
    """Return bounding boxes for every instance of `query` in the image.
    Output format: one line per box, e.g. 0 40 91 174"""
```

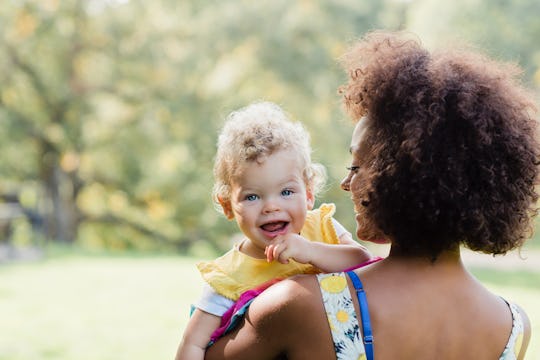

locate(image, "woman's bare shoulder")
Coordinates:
205 274 333 359
252 274 322 318
239 274 327 343
251 274 333 354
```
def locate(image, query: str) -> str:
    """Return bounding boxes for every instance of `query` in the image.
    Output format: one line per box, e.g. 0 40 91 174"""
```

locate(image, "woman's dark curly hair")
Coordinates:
339 31 540 258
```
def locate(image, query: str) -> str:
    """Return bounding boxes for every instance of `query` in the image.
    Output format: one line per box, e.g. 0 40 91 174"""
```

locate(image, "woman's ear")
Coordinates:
218 196 235 220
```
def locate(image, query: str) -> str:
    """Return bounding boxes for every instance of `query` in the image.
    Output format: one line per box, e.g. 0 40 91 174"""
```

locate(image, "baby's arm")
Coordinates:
265 231 372 272
175 308 221 360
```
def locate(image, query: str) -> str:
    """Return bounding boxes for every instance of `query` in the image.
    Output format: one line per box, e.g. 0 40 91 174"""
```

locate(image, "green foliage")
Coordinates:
0 0 538 253
408 0 540 87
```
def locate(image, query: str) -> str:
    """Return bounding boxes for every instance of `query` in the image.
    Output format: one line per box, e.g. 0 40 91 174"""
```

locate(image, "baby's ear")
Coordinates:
306 188 315 210
218 196 235 220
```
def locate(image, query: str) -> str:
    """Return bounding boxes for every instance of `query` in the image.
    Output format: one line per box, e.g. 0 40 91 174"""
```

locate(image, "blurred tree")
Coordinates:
0 0 387 252
0 1 87 243
408 0 540 89
0 0 537 254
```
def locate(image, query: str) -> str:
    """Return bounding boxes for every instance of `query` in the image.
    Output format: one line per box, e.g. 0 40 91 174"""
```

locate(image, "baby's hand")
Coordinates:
265 234 313 264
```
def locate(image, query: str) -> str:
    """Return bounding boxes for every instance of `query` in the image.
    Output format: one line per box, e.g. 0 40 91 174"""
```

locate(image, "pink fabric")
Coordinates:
210 278 283 343
342 256 384 272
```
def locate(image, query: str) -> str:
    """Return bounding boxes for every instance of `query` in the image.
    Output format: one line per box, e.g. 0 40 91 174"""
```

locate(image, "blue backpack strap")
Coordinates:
347 271 374 360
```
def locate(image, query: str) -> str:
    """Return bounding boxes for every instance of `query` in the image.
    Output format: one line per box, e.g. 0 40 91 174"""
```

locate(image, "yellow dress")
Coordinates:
197 203 341 300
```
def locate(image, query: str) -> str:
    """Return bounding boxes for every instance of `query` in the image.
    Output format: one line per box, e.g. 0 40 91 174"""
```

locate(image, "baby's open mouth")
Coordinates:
261 221 289 234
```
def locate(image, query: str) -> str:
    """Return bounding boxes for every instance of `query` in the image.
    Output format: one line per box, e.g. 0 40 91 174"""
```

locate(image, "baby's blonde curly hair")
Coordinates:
213 101 326 213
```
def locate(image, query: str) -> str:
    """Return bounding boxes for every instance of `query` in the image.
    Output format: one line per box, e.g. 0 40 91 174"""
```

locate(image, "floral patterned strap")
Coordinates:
317 272 367 360
499 301 525 360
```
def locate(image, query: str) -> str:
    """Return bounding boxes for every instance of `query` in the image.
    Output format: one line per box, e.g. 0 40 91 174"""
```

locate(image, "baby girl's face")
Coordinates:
222 149 314 258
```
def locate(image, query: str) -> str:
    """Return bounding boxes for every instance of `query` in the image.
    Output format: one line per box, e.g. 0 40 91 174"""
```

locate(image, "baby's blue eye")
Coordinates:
245 194 258 201
281 189 293 196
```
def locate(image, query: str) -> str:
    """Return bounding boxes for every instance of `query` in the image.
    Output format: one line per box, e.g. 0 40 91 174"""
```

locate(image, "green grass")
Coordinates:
0 253 538 359
0 254 203 360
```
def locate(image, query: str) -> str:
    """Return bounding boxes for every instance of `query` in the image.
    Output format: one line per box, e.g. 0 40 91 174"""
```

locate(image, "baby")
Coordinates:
176 102 372 359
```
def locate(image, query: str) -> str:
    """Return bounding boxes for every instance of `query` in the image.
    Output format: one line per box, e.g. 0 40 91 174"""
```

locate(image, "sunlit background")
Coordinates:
0 0 539 359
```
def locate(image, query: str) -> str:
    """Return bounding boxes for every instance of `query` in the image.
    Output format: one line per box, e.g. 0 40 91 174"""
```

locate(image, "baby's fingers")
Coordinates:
265 244 275 262
266 243 284 263
273 244 291 264
267 242 290 264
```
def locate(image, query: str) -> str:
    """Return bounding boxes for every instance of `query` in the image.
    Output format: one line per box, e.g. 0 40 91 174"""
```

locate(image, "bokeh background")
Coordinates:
0 0 539 359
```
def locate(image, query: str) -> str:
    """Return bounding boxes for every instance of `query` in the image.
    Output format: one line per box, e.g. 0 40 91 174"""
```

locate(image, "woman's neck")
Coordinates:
386 245 463 266
379 245 480 289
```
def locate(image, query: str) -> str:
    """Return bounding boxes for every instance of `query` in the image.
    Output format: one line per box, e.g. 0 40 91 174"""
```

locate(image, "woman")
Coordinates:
203 31 537 359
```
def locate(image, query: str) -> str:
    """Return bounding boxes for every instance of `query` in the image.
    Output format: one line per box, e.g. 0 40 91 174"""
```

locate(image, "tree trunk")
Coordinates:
41 153 79 243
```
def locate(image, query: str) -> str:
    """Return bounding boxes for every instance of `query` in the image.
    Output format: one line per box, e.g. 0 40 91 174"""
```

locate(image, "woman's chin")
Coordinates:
355 217 388 244
369 237 390 244
356 234 389 244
